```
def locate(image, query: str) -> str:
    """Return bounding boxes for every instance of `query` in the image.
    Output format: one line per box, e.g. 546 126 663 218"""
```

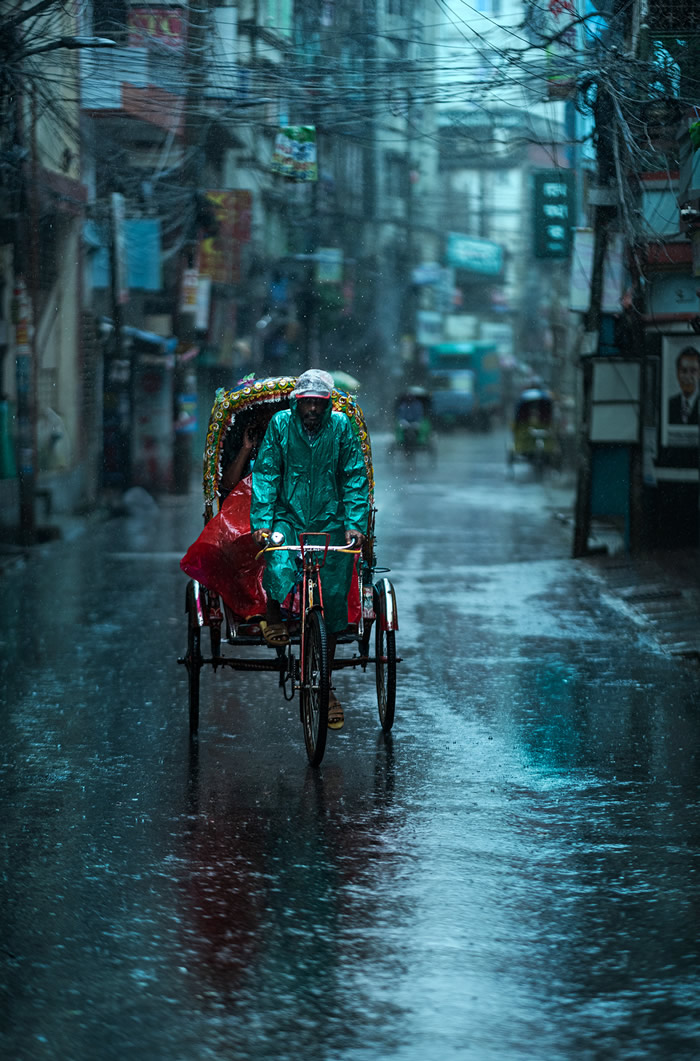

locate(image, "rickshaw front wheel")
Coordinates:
375 609 397 732
301 609 330 766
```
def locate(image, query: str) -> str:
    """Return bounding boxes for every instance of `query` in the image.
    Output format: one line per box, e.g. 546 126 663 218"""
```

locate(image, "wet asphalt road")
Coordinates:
2 427 699 1061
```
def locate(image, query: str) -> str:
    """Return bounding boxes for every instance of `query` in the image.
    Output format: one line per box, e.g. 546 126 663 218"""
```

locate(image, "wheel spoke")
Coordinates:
301 610 329 766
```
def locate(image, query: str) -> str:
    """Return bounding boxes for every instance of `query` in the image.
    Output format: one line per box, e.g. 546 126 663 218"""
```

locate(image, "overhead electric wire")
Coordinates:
5 0 698 270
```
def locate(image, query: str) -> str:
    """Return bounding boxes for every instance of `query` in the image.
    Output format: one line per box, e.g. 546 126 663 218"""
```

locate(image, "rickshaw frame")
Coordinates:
178 375 400 766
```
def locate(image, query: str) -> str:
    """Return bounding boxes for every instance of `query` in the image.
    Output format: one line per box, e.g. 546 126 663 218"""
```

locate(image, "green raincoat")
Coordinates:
250 397 369 633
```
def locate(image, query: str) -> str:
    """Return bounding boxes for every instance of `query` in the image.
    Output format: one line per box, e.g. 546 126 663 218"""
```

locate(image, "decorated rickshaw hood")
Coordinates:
202 376 373 518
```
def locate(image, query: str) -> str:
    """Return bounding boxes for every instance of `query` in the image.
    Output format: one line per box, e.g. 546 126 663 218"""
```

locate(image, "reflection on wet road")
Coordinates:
1 428 699 1060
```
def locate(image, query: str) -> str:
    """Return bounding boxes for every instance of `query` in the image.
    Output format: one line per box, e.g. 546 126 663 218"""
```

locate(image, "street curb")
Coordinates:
584 549 700 663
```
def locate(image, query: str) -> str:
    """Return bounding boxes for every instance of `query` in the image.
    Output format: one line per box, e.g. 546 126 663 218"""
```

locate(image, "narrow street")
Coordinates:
1 426 699 1061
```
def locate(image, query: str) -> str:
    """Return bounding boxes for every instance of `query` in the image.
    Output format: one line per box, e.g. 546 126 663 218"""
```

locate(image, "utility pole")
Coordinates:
173 0 209 493
13 86 40 544
107 190 130 487
572 83 618 558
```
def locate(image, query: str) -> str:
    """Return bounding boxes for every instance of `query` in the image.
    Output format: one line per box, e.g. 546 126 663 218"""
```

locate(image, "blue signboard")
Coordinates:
88 218 163 291
446 233 503 276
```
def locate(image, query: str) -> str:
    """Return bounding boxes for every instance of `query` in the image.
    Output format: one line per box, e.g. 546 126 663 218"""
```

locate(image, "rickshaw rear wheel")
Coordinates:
301 609 330 766
375 612 397 733
209 621 221 660
187 608 202 736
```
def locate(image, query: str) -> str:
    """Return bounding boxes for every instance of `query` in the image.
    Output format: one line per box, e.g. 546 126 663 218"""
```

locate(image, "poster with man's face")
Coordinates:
662 336 700 448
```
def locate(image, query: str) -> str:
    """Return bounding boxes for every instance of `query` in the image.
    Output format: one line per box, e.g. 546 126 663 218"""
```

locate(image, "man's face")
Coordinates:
297 396 329 433
677 353 700 397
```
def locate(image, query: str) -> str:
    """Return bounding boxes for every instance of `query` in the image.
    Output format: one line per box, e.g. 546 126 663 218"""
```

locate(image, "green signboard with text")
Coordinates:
533 170 574 259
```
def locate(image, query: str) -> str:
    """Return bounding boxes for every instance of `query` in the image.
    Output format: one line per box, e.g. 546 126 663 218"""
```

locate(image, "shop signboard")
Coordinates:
569 228 624 314
446 233 503 276
647 273 698 318
88 218 162 292
533 170 574 258
412 262 443 285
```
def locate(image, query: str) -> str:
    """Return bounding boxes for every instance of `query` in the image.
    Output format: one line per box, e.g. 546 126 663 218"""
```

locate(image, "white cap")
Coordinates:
291 369 334 399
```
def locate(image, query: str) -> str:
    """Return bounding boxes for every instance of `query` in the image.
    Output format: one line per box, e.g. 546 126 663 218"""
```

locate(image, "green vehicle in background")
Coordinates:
506 386 562 479
427 341 502 430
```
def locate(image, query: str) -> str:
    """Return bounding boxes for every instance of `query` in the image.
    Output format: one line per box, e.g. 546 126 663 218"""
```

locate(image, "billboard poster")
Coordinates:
270 127 317 181
661 335 700 449
128 8 187 51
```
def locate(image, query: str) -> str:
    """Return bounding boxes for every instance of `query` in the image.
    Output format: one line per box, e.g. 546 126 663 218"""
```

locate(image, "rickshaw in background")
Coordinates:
388 386 437 461
178 376 400 767
507 386 561 478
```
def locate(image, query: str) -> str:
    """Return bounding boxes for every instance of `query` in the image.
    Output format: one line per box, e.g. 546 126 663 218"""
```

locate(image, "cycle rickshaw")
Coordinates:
178 376 399 766
388 386 436 461
506 386 561 479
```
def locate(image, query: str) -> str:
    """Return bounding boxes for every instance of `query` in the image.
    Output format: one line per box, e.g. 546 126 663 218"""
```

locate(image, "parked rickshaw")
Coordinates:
389 386 436 460
507 386 561 478
178 376 399 766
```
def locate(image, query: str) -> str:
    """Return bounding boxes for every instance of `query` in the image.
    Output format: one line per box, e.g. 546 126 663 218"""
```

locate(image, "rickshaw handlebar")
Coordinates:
255 535 361 561
262 543 361 554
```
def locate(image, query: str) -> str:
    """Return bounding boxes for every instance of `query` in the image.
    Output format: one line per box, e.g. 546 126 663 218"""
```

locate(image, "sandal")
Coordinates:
328 694 344 730
260 620 290 647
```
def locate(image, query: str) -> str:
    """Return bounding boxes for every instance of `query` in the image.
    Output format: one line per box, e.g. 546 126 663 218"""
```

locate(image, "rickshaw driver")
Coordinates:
251 369 369 730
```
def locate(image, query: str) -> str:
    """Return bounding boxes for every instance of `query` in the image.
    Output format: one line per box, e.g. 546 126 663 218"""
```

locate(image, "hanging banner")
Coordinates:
198 190 252 285
128 8 187 50
271 126 317 181
543 0 585 97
